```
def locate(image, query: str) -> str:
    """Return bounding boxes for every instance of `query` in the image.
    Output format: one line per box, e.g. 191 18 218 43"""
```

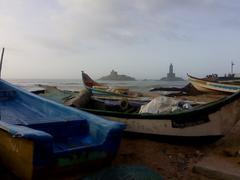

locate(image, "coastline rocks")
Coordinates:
99 70 136 81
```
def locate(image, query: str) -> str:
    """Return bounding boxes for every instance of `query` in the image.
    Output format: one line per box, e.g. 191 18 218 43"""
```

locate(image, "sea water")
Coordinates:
7 79 188 93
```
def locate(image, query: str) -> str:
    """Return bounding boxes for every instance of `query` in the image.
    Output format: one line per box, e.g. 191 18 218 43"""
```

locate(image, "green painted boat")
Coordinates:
40 85 240 140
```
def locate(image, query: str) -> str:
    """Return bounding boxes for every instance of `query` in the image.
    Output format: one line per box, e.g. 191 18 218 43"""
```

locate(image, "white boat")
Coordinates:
188 74 240 93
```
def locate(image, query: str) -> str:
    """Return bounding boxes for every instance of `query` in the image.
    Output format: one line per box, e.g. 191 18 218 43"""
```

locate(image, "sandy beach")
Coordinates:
0 81 239 179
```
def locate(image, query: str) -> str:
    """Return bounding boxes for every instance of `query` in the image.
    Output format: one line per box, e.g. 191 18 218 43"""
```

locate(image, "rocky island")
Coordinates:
161 64 184 81
99 70 136 81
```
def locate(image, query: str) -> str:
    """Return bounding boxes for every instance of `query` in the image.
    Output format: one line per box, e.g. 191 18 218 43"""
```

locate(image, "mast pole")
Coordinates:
0 48 5 79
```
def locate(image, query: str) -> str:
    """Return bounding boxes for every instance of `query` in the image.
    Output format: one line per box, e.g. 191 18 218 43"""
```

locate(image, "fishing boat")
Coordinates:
188 74 240 93
82 71 144 98
204 73 240 83
39 85 240 139
0 79 125 179
79 91 240 138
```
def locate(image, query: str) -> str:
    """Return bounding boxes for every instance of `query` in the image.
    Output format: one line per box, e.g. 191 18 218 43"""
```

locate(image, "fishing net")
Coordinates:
39 86 77 104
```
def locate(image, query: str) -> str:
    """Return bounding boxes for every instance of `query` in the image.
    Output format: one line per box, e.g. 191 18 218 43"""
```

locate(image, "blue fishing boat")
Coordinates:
0 79 125 179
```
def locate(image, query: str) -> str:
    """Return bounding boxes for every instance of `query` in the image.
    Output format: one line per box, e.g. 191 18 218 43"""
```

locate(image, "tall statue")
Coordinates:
169 63 173 74
161 63 183 81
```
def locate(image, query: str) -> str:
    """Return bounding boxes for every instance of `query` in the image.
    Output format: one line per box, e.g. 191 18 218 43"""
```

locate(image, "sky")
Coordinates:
0 0 240 79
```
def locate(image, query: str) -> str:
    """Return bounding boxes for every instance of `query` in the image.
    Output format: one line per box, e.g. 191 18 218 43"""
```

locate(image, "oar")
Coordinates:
0 48 5 79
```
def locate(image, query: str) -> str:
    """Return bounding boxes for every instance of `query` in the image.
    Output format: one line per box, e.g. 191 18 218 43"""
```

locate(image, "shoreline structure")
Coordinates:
161 64 184 81
99 70 136 81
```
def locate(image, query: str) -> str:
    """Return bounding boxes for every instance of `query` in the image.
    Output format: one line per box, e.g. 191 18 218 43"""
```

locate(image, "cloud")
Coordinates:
0 0 240 78
47 0 240 45
1 0 239 50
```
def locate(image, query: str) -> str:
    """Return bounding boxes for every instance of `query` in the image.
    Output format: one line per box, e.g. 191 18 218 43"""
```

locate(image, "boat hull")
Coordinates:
82 92 240 138
188 74 240 93
0 129 115 179
0 129 34 179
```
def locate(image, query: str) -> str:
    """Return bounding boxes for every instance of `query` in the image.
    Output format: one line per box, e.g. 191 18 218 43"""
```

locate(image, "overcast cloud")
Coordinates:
0 0 240 79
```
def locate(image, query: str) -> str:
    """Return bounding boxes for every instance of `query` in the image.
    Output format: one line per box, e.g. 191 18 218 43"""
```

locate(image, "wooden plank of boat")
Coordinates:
80 91 240 138
0 79 125 179
188 74 240 93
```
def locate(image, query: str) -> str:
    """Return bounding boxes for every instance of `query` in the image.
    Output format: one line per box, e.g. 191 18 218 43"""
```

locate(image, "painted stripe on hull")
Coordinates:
191 81 240 93
189 76 240 93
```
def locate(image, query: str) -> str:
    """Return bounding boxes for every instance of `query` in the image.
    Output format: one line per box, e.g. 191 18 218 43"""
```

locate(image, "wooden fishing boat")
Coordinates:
188 74 240 93
79 91 240 138
82 71 144 98
204 74 240 83
0 79 125 179
39 85 240 139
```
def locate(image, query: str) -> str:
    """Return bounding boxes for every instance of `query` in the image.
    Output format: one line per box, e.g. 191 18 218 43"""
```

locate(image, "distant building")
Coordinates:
99 70 136 81
161 64 184 81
